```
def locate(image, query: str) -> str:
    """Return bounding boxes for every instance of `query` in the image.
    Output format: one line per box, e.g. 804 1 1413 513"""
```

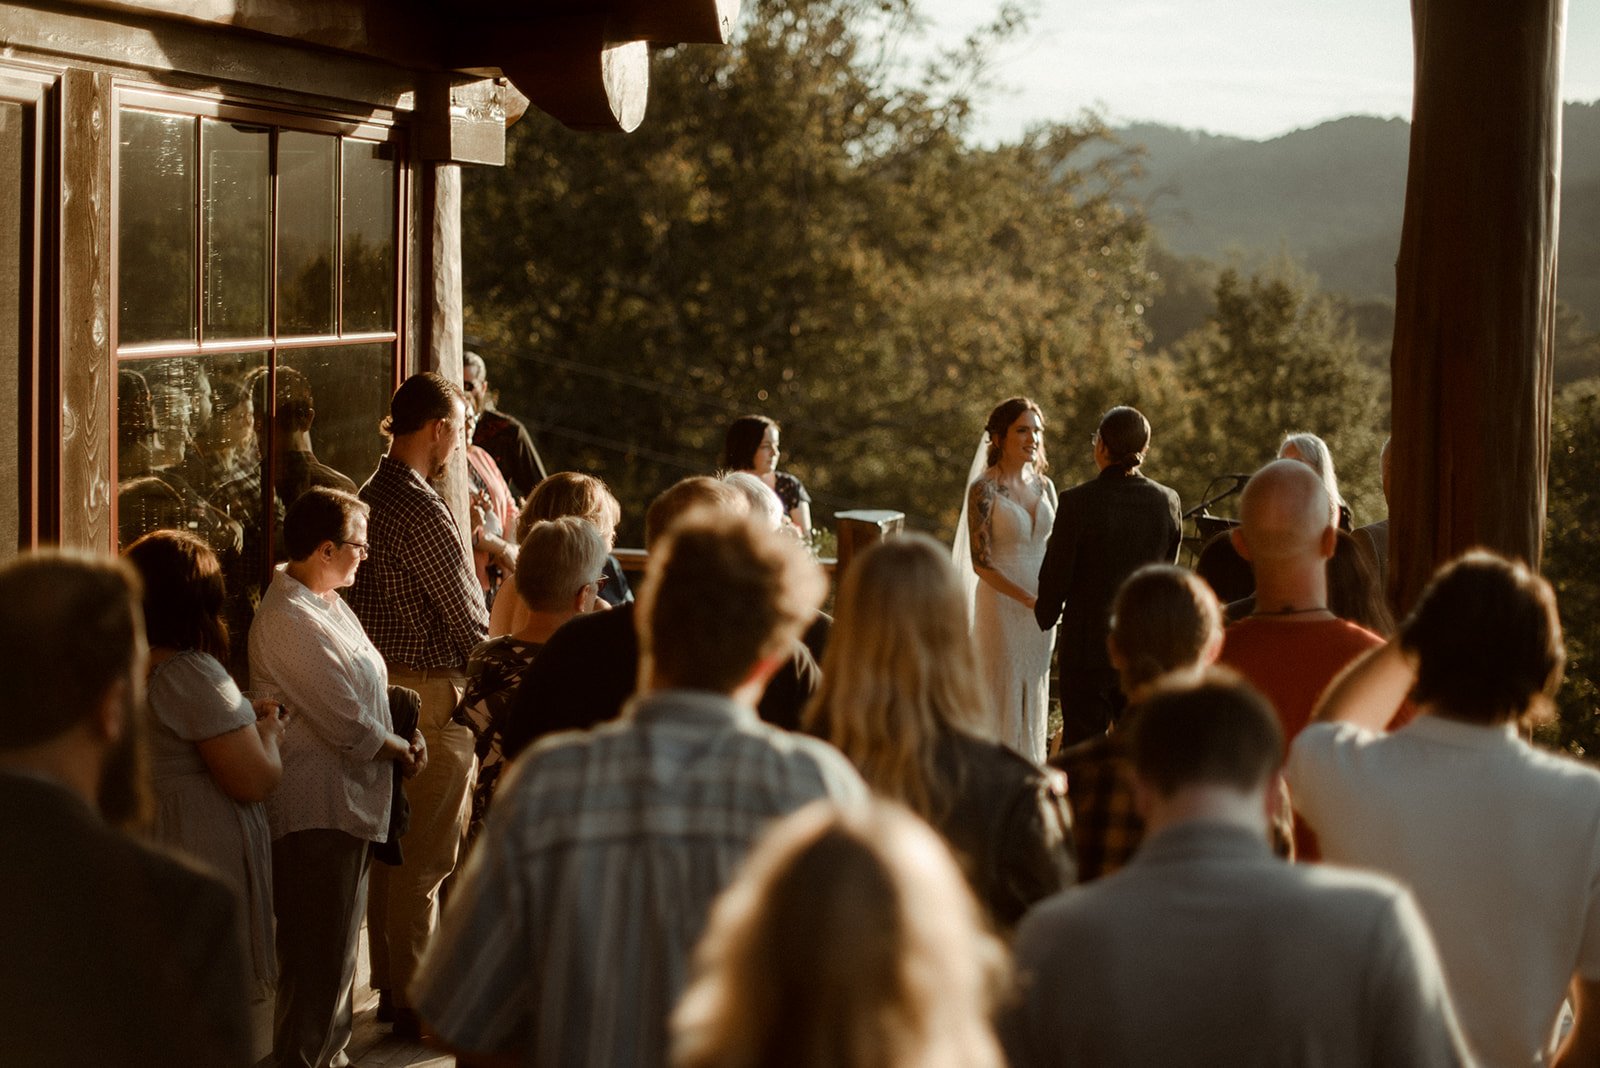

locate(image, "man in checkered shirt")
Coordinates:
345 371 489 1040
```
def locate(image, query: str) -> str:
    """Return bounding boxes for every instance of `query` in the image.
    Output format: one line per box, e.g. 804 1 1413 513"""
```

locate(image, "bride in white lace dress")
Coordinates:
954 397 1057 762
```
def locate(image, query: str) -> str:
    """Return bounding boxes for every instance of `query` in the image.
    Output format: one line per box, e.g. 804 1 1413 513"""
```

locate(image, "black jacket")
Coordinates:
932 731 1077 930
0 773 252 1067
501 602 822 759
1034 466 1182 689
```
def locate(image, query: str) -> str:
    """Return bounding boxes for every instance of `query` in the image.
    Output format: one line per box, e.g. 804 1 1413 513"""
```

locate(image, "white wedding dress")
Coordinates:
965 477 1057 763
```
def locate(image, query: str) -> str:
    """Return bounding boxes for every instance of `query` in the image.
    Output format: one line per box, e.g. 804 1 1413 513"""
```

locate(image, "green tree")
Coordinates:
462 0 1162 542
1157 264 1389 524
1542 381 1600 756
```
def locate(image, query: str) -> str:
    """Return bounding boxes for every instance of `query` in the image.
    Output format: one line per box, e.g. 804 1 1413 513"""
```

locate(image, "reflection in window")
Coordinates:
278 131 337 335
119 111 196 344
116 353 267 553
202 121 271 339
117 353 269 678
277 344 391 500
341 140 397 332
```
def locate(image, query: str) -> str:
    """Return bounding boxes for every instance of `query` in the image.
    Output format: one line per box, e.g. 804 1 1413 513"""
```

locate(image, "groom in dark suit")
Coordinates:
1035 406 1182 746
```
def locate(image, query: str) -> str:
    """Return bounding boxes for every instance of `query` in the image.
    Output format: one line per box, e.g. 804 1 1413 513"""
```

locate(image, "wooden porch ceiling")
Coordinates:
55 0 741 133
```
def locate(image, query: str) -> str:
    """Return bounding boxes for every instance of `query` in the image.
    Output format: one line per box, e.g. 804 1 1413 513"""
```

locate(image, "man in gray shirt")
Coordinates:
1004 673 1469 1068
411 510 866 1068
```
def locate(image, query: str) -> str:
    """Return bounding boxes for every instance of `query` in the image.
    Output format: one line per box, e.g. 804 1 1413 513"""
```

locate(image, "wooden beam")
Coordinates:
611 0 739 45
443 0 740 45
1388 0 1565 610
0 2 419 114
481 17 649 133
417 74 512 166
43 0 437 69
58 67 114 550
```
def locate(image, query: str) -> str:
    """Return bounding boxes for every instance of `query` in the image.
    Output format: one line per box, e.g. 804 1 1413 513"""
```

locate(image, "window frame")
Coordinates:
110 84 409 562
0 68 54 554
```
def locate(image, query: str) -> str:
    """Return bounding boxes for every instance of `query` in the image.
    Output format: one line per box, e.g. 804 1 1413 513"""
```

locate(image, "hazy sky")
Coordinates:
911 0 1600 143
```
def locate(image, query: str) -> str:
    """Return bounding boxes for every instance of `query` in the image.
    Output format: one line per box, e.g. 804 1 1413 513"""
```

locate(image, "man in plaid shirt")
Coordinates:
345 371 488 1040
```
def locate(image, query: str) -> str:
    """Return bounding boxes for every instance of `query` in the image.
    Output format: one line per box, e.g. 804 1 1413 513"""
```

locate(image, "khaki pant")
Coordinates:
366 667 473 1011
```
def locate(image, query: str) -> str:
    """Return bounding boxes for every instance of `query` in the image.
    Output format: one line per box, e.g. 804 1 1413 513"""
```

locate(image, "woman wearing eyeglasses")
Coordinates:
249 486 426 1068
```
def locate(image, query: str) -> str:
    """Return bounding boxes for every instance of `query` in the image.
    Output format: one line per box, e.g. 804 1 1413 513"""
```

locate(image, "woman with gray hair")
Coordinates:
1279 431 1353 531
453 516 609 844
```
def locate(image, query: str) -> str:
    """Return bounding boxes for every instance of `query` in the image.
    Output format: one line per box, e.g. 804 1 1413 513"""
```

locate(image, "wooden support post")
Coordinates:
1389 0 1566 611
418 160 474 536
59 68 113 551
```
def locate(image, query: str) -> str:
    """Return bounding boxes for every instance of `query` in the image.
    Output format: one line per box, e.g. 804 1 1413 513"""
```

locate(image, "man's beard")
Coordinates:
98 686 152 829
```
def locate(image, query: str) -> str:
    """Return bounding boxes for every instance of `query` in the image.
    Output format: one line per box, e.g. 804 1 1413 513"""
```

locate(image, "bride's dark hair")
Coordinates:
984 396 1048 473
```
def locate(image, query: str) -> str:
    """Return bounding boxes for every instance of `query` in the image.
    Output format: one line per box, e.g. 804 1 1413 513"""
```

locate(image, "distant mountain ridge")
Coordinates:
1104 103 1600 327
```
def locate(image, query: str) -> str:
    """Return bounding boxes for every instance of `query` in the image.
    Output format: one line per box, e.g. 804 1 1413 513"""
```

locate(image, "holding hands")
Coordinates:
251 696 290 747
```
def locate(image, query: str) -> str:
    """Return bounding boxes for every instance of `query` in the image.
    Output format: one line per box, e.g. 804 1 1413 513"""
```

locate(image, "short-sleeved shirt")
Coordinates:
147 650 255 780
252 566 393 842
345 454 489 670
1288 716 1600 1065
412 689 867 1068
772 471 810 513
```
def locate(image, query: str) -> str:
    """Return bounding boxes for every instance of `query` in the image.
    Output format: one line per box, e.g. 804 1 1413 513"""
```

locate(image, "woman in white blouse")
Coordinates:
250 486 427 1068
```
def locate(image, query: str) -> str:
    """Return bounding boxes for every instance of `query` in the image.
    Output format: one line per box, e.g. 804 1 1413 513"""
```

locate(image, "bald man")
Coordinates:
1219 460 1384 745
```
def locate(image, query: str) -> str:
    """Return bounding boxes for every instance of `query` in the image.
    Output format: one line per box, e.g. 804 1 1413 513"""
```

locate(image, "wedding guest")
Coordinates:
453 517 608 846
126 530 284 1054
252 487 426 1067
1290 551 1600 1066
806 535 1074 929
673 802 1008 1068
1279 430 1354 531
491 471 629 634
413 512 864 1067
1006 675 1468 1067
0 552 251 1066
721 414 812 540
1052 564 1222 882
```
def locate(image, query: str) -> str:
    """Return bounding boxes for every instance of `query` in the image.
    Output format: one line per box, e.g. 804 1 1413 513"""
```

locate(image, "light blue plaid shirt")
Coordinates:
411 689 867 1068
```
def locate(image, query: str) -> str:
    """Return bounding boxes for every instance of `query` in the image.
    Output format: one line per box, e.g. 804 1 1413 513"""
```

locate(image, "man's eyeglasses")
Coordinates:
580 574 610 596
339 540 371 559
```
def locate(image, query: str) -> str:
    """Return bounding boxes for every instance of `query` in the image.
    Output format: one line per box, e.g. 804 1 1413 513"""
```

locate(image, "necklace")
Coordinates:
1254 605 1330 617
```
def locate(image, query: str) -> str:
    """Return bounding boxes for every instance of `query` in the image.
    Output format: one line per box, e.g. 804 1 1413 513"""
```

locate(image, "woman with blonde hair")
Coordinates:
672 801 1009 1068
490 471 630 633
806 534 1074 929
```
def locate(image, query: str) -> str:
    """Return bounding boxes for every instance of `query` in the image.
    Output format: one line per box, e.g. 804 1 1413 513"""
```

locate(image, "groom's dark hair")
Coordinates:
1098 406 1151 466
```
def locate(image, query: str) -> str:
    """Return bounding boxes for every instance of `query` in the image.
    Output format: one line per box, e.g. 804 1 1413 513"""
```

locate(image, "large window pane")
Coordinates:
202 120 270 339
277 131 336 336
119 111 196 343
340 140 396 332
278 344 392 497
